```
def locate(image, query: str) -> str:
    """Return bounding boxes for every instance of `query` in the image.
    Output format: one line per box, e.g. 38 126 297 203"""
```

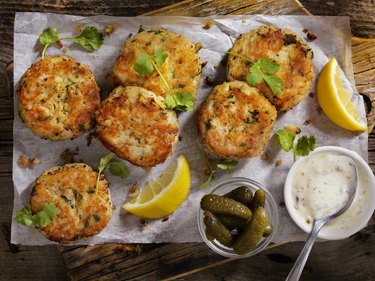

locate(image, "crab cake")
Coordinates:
197 81 277 159
30 163 112 244
18 55 100 140
227 25 314 111
96 86 179 168
112 28 201 101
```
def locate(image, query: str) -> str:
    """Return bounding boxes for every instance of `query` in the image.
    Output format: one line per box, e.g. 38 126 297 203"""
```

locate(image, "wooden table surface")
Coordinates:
1 0 375 280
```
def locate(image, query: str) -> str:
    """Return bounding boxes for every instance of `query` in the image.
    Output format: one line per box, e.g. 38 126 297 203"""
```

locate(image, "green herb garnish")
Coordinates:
39 26 104 58
95 153 130 195
276 129 316 161
227 52 283 95
196 145 238 189
16 203 57 229
134 49 195 112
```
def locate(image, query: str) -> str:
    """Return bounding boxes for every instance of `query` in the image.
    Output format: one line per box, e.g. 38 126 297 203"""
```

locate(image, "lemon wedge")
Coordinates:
317 58 367 131
122 155 191 218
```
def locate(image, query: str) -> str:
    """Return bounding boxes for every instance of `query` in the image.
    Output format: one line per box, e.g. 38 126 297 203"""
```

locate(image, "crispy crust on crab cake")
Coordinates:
112 28 201 101
227 25 314 111
18 55 100 140
29 163 112 244
95 86 179 168
197 81 277 159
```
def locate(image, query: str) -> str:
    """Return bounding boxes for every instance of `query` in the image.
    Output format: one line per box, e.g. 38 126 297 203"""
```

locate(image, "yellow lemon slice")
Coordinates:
317 58 367 131
122 155 190 218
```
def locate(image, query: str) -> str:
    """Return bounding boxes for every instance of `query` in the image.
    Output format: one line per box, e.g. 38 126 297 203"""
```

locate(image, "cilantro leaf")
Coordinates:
166 92 195 112
16 205 34 227
246 64 263 86
294 135 316 157
134 53 154 75
96 153 130 195
258 58 280 74
263 74 283 96
72 26 104 52
39 27 59 46
109 161 130 179
16 203 57 229
276 129 295 152
216 160 238 170
153 49 168 68
245 58 283 96
38 26 103 59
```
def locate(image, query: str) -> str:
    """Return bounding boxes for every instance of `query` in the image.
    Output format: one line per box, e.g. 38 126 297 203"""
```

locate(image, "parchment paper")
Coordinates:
12 12 368 245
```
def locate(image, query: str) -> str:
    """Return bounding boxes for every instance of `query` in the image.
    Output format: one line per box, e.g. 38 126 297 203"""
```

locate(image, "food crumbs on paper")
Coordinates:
86 132 94 146
194 42 202 52
17 155 41 168
104 23 118 36
285 124 301 135
261 152 269 161
213 63 219 68
242 19 247 23
276 159 282 167
55 40 63 49
204 76 214 86
279 201 286 207
140 219 148 228
60 148 79 164
162 216 169 222
128 183 139 199
203 19 215 29
61 47 70 53
75 24 84 34
316 106 323 114
304 119 312 126
307 32 317 41
302 28 309 33
201 61 208 68
309 92 315 98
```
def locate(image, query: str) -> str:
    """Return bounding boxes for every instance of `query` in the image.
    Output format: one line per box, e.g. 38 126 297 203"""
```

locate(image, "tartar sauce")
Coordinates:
291 152 369 230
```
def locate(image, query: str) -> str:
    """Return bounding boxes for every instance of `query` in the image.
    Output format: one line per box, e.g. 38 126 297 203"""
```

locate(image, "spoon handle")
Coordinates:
285 220 326 281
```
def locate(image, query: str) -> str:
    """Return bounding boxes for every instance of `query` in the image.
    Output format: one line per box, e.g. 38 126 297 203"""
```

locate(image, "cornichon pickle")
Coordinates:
201 194 251 220
203 211 233 247
249 189 266 212
263 224 273 237
233 207 268 255
224 186 253 205
217 214 250 230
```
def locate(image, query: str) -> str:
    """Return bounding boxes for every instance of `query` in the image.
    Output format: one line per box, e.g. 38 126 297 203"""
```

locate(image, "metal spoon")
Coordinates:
286 157 358 281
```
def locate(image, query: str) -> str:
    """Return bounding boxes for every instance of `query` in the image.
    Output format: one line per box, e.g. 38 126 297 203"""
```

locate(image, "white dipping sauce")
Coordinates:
291 152 370 231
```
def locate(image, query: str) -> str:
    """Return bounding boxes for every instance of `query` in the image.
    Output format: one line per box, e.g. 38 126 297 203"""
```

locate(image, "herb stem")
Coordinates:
226 51 253 64
151 60 172 93
95 171 102 195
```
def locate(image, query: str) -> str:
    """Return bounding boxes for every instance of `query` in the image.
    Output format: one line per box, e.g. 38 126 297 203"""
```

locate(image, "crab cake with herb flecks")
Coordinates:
30 163 112 244
197 81 277 159
227 25 314 111
95 85 179 168
112 28 201 101
18 55 100 140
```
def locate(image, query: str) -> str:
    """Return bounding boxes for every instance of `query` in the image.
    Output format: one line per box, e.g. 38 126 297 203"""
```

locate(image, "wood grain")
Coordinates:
1 0 375 280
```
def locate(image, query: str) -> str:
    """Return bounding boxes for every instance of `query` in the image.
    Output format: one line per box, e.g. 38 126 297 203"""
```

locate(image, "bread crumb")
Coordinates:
307 32 317 41
201 61 208 68
304 119 312 126
275 159 282 167
17 155 40 168
75 24 84 34
214 63 219 68
309 92 315 98
285 124 301 135
204 76 214 86
242 19 247 23
194 42 203 52
60 148 79 164
104 23 118 36
302 28 309 33
203 19 215 29
128 183 139 199
261 152 269 161
162 216 169 222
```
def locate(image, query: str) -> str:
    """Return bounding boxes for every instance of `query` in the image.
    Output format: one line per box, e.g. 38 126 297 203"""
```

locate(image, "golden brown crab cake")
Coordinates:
18 55 100 140
112 28 201 102
95 85 179 168
29 163 112 244
227 25 314 111
197 81 277 159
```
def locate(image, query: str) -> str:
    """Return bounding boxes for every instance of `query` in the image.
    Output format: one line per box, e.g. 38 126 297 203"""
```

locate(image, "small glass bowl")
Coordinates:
197 177 279 259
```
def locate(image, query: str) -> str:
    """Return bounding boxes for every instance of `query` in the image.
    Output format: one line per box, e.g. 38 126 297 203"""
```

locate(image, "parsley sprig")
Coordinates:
134 48 195 112
227 52 283 95
276 128 316 162
196 145 238 189
16 203 57 229
39 26 104 59
96 153 130 195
